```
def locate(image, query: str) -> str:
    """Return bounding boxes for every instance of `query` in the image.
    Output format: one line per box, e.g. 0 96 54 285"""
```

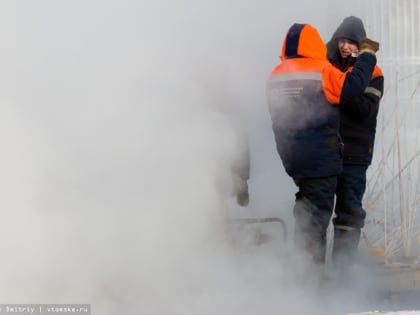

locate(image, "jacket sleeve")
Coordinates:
339 75 384 119
323 53 377 105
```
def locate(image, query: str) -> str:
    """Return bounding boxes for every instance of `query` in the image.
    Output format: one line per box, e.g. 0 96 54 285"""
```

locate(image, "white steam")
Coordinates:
0 1 396 315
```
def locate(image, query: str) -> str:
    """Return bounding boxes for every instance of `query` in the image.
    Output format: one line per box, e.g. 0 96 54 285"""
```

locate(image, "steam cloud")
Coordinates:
0 1 391 314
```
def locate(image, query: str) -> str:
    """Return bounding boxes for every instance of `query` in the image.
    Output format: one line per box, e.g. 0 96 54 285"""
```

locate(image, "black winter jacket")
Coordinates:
327 16 384 166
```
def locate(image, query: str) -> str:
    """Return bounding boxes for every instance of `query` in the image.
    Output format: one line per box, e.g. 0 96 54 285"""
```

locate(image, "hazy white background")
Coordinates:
1 1 409 315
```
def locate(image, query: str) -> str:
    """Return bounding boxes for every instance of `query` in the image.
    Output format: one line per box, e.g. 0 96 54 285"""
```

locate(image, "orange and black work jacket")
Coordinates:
266 23 377 179
327 21 384 166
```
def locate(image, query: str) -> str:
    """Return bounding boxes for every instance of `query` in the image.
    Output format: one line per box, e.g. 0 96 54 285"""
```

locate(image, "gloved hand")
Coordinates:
359 38 380 55
236 184 249 206
232 175 249 207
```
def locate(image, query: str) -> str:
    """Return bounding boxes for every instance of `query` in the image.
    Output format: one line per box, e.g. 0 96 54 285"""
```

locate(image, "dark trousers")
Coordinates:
333 164 368 229
332 164 368 266
293 176 337 263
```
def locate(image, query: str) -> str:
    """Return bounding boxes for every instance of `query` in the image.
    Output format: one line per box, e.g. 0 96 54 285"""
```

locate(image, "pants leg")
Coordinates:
333 165 368 265
333 164 368 229
293 176 337 264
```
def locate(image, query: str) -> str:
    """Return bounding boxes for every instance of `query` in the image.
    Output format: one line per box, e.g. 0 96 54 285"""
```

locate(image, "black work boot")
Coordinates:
332 226 361 268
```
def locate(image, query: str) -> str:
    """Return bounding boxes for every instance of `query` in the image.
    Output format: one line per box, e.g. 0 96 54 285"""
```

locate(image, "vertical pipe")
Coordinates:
382 74 388 253
410 0 415 58
395 68 409 257
416 0 420 57
403 0 408 59
389 0 394 58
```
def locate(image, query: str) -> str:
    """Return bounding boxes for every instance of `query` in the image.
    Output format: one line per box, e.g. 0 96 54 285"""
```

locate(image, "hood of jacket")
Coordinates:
326 16 366 67
280 23 326 61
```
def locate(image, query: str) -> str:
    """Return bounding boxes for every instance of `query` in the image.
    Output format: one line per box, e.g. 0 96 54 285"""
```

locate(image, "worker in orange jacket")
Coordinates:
266 23 380 264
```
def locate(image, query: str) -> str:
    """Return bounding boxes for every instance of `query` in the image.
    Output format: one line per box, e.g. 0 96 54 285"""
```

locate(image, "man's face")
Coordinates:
338 38 358 58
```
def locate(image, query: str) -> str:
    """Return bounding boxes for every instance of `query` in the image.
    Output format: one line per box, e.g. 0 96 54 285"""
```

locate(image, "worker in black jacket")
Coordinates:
326 16 384 267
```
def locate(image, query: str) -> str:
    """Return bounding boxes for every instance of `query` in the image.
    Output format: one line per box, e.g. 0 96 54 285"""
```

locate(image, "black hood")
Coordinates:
327 16 366 69
330 16 366 43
